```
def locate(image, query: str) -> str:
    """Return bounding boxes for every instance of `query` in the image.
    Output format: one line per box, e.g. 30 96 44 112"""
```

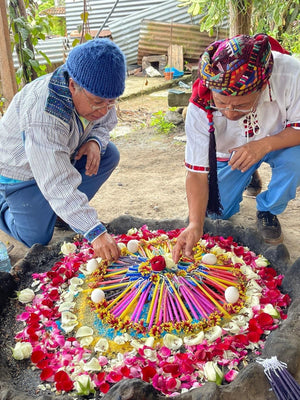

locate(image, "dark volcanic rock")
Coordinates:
0 216 299 400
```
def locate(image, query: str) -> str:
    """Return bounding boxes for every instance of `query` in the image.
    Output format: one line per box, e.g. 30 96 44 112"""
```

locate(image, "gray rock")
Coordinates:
164 110 184 125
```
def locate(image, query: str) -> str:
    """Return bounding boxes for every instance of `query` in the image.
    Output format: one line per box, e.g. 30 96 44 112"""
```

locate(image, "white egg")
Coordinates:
117 242 126 250
201 253 217 265
91 288 105 303
86 258 99 273
127 239 139 253
225 286 240 304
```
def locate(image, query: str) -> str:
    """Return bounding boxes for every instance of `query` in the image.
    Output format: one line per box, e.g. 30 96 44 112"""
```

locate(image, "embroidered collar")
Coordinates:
46 65 74 124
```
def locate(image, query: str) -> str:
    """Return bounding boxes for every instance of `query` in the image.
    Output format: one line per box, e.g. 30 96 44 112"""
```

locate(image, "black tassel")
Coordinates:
207 111 223 215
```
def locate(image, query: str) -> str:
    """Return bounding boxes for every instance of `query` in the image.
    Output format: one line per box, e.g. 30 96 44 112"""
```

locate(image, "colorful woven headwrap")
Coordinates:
199 33 273 96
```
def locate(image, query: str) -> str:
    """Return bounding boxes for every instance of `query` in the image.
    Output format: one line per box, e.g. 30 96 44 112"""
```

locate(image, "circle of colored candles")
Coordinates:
225 286 240 304
91 288 105 303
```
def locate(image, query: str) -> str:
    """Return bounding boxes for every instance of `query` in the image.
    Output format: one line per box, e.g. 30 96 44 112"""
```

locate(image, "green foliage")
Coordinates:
150 110 176 135
0 96 7 115
9 0 52 86
71 11 93 47
177 0 300 52
38 0 65 36
177 0 228 32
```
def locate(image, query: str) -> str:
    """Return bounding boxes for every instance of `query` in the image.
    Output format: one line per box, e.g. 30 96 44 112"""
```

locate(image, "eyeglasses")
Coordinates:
82 89 117 111
210 92 261 114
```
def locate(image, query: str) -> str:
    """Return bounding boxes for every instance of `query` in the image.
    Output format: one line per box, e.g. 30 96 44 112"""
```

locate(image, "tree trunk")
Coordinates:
16 0 38 81
229 0 253 37
0 0 17 103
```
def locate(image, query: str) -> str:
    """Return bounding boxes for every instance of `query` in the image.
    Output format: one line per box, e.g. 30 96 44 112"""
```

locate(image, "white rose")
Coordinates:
17 288 35 304
12 341 33 360
61 241 77 255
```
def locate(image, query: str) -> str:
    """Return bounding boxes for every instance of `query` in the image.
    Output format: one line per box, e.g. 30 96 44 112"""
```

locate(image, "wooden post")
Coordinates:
0 0 17 103
167 44 184 72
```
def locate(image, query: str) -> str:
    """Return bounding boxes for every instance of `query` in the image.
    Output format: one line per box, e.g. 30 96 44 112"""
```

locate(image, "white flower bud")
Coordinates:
17 288 35 304
12 341 33 360
203 361 223 384
74 374 95 396
263 304 280 319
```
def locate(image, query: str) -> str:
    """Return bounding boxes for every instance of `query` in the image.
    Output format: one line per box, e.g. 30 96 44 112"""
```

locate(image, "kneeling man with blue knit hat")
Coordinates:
0 39 126 262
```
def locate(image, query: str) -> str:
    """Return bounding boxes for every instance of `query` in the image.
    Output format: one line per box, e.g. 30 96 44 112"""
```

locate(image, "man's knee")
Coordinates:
106 142 120 168
19 230 53 248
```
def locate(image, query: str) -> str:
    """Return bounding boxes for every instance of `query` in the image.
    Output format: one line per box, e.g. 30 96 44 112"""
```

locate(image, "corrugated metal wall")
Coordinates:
108 0 202 65
65 0 166 33
13 37 68 69
12 0 228 68
138 20 228 65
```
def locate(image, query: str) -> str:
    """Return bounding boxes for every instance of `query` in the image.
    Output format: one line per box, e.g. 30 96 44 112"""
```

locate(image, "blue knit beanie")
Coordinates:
66 39 126 99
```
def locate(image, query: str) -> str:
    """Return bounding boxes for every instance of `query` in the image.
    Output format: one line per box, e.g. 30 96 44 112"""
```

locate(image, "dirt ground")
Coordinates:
1 76 300 267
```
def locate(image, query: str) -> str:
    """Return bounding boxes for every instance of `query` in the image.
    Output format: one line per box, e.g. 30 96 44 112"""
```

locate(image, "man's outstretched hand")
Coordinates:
172 224 203 263
92 232 120 262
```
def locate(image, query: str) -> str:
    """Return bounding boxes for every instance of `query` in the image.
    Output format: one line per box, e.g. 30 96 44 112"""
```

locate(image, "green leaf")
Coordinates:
188 3 195 14
38 50 51 65
193 2 201 15
23 47 34 59
16 66 23 81
29 59 39 68
84 32 93 41
14 17 26 28
19 27 30 42
72 38 80 47
80 11 89 23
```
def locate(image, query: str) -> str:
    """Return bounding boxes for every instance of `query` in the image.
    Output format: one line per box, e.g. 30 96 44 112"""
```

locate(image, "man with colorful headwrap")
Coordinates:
172 33 300 263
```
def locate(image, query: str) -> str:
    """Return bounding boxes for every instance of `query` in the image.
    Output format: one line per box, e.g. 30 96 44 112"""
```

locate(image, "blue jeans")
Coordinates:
0 142 120 247
210 145 300 219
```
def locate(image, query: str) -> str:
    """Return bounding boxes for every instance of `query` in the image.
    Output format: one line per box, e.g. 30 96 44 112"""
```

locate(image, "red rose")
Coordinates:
150 255 166 271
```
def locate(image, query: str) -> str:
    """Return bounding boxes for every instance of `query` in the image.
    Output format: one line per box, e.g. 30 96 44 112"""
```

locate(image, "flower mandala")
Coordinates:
13 226 290 397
